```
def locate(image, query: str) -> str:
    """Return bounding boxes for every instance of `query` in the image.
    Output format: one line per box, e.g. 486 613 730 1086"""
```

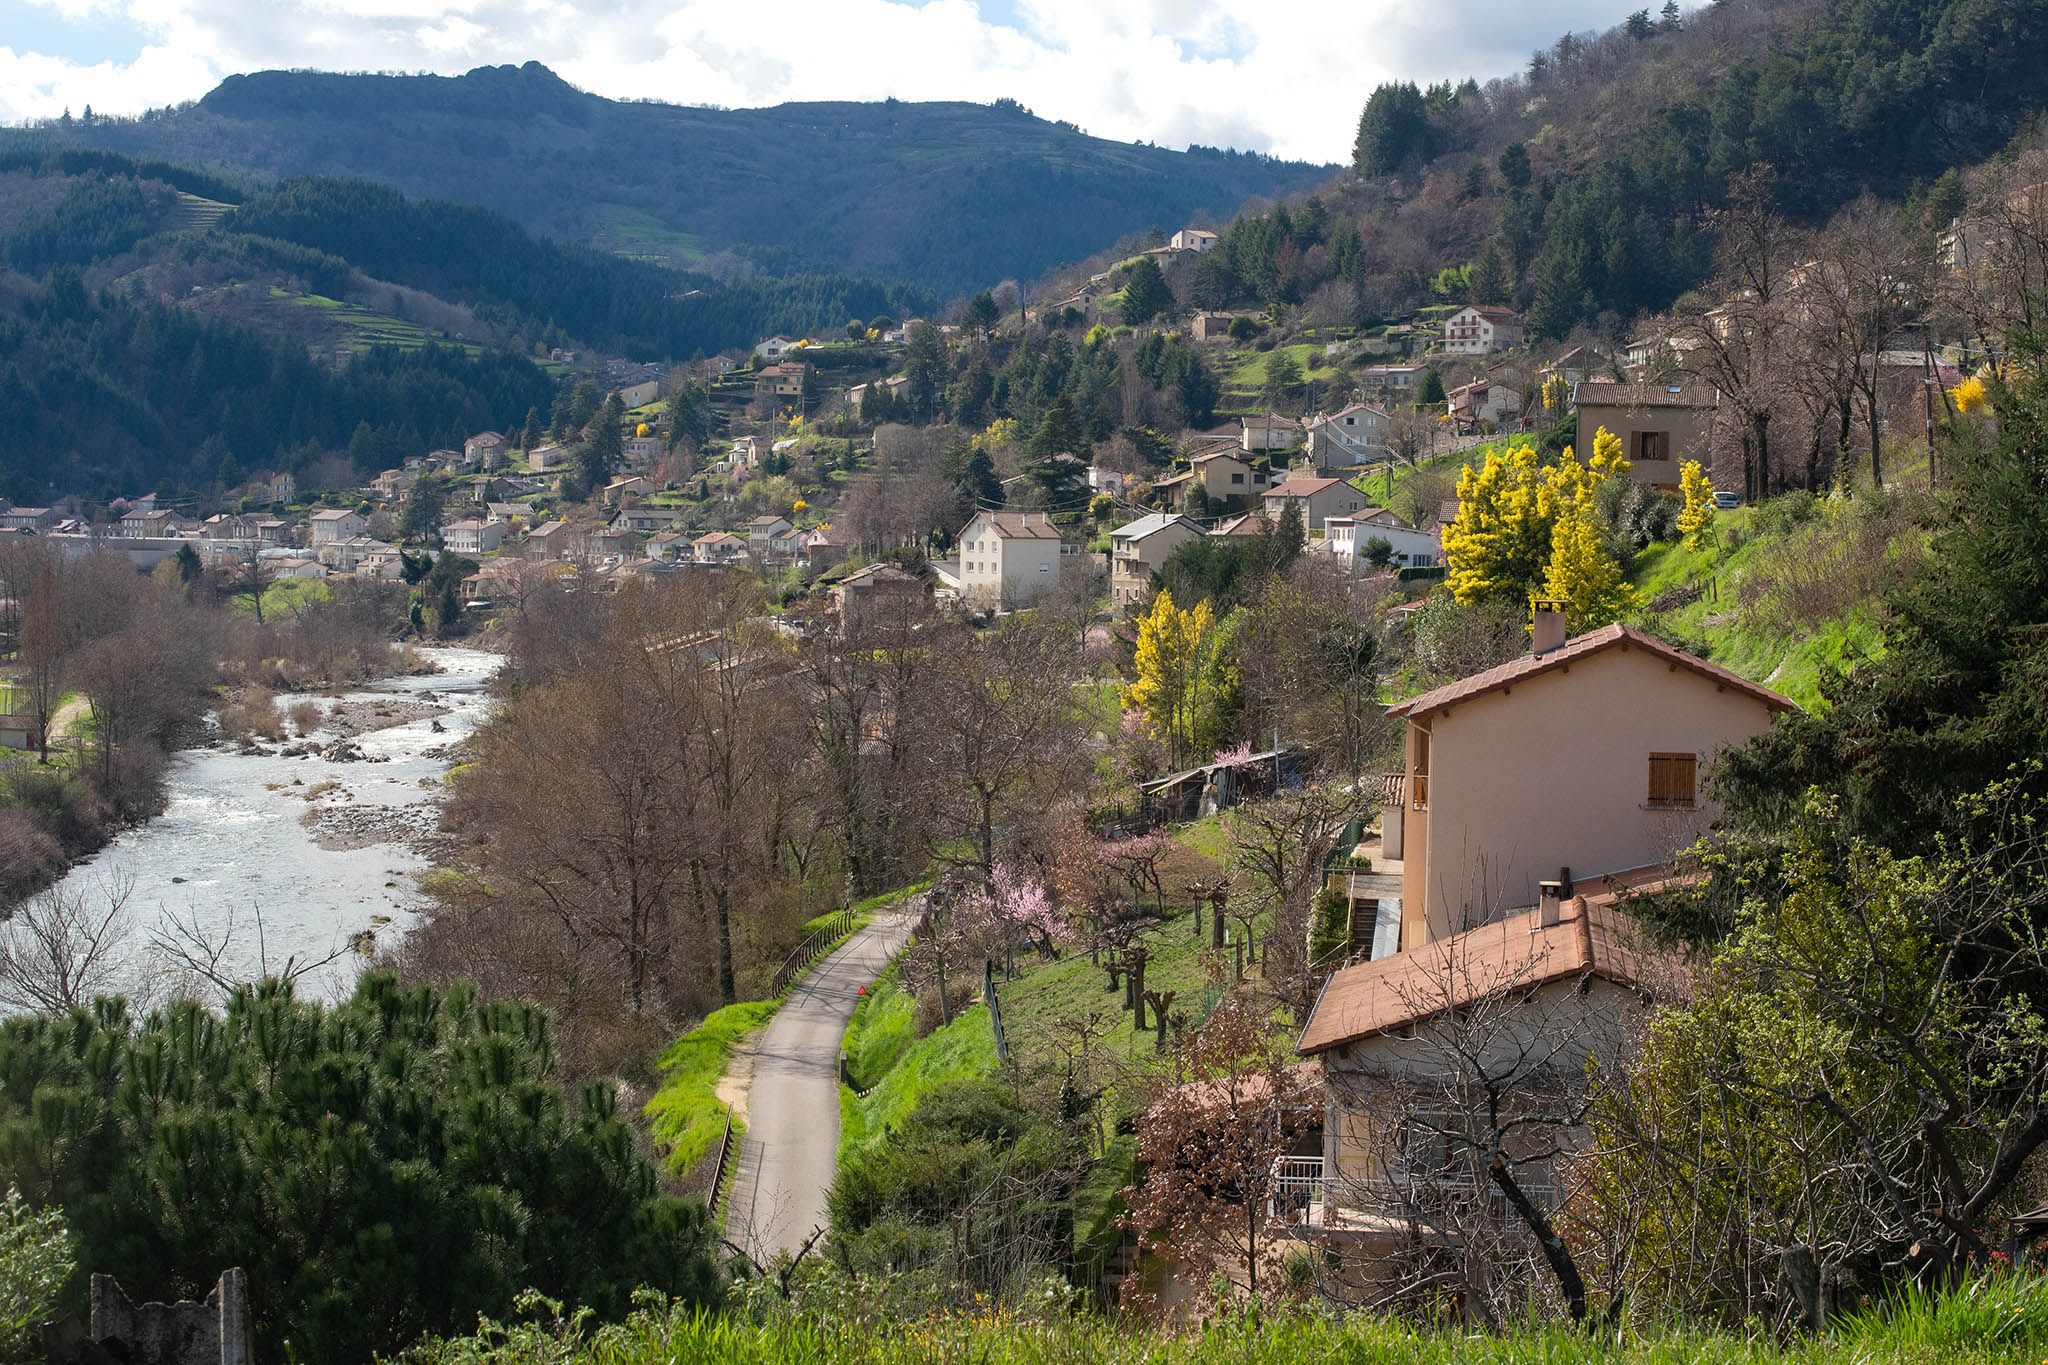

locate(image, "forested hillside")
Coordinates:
18 62 1331 296
0 271 554 501
1149 0 2048 335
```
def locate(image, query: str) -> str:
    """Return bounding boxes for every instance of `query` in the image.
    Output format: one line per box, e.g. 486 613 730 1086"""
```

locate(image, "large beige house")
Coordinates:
1153 452 1274 511
1383 607 1794 949
1261 475 1365 531
309 508 366 546
1108 512 1204 608
1572 381 1719 490
958 510 1066 610
1441 304 1524 355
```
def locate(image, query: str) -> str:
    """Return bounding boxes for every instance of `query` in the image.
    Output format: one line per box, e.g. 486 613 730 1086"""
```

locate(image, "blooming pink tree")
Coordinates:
968 861 1071 959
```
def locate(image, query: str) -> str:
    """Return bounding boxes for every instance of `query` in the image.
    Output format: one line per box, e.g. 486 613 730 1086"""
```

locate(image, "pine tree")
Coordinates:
1261 350 1305 411
1121 257 1175 326
1471 241 1511 306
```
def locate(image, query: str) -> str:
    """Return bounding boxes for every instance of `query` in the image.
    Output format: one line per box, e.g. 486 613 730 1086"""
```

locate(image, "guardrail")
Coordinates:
767 907 855 996
706 1104 738 1216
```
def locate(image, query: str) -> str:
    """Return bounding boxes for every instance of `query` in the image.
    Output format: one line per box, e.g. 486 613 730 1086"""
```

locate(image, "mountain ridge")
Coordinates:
26 63 1332 296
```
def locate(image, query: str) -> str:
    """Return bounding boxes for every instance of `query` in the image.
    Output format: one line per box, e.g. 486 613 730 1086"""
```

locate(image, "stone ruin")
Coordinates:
44 1268 251 1365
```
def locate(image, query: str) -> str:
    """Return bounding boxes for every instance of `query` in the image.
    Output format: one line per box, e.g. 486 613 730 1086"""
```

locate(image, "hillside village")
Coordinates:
6 2 2048 1361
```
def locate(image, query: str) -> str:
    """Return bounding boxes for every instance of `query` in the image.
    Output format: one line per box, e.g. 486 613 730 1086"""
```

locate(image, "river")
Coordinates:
38 646 499 1007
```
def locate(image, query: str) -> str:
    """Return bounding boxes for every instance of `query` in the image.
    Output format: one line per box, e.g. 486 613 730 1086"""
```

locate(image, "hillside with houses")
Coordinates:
5 0 2048 1360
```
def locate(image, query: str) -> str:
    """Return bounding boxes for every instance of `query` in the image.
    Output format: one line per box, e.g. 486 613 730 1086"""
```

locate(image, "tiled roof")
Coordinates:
1298 884 1672 1055
974 511 1063 540
1112 513 1200 542
1573 381 1718 409
1387 623 1798 720
1210 513 1269 537
1265 476 1346 498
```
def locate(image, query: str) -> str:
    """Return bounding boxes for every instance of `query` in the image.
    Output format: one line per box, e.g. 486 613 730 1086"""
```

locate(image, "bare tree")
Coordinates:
1807 195 1930 488
148 900 355 1000
0 875 137 1014
1223 780 1373 1023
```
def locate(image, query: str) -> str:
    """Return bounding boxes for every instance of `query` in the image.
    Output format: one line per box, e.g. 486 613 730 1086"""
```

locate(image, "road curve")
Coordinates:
726 909 916 1264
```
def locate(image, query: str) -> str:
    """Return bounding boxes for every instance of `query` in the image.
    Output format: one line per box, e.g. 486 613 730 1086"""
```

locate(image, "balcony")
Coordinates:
1268 1154 1554 1233
1410 772 1429 810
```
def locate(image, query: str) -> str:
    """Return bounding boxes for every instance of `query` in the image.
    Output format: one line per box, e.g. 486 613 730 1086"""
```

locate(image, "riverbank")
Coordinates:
7 646 499 1005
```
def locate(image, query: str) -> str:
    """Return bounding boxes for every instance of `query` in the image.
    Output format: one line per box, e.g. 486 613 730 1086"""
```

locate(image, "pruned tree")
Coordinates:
1124 994 1323 1308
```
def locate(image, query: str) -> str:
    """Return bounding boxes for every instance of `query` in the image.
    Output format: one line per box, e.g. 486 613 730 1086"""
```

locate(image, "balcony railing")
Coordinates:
1267 1154 1554 1229
1410 772 1429 810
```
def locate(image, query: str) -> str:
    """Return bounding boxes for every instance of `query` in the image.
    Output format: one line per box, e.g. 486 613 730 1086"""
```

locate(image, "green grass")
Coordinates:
1224 343 1344 390
1627 498 1907 712
845 1002 1001 1154
644 1001 779 1177
841 961 915 1091
835 1084 867 1164
400 1271 2048 1362
235 577 330 620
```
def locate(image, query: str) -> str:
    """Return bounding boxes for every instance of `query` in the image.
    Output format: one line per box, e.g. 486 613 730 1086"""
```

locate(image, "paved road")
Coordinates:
726 910 916 1264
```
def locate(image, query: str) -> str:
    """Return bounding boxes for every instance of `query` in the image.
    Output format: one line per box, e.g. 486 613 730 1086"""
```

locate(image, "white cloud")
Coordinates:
0 0 1646 162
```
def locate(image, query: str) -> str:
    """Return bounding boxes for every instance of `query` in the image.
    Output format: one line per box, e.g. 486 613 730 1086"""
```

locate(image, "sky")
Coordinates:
0 0 1649 164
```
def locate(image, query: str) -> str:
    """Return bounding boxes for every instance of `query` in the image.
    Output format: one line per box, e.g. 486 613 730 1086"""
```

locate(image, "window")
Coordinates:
1636 430 1670 463
1648 753 1697 808
1231 472 1245 484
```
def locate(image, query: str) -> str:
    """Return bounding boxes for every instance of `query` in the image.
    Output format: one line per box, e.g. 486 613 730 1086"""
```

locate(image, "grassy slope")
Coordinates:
645 1001 779 1178
1628 502 1894 712
404 1272 2048 1362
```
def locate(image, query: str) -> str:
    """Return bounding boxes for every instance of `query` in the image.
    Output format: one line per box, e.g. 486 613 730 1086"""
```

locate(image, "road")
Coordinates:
725 909 917 1264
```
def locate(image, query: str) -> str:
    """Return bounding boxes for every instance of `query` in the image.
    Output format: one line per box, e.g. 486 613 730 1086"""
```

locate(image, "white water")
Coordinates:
39 646 499 1005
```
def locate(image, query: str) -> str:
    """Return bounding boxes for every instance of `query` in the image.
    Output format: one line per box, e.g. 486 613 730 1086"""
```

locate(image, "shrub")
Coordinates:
0 1185 72 1358
287 699 323 736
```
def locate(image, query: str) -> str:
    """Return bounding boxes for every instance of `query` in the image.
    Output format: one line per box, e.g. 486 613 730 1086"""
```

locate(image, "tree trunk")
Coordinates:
1488 1159 1588 1323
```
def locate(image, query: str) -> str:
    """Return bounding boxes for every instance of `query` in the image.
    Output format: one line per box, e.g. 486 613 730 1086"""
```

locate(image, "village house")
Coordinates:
1261 474 1365 531
622 434 665 468
252 517 294 546
746 515 794 558
1447 378 1521 429
1285 869 1673 1261
465 431 510 469
308 509 367 546
1322 509 1438 568
200 514 253 541
527 442 569 473
269 557 327 581
356 547 407 581
442 519 507 556
525 519 576 561
0 507 57 532
1361 364 1428 393
371 468 419 500
318 535 396 573
1108 512 1204 608
754 336 798 359
832 563 933 639
1152 451 1274 511
616 379 660 409
611 506 683 535
1169 227 1218 253
1381 605 1794 951
602 475 657 505
1190 311 1237 342
1572 382 1720 490
1209 512 1270 539
645 531 689 562
958 510 1066 610
1441 305 1525 355
266 471 296 504
1241 414 1307 454
1537 345 1611 387
693 531 750 565
1088 466 1127 499
757 363 808 403
1305 403 1391 468
801 523 843 569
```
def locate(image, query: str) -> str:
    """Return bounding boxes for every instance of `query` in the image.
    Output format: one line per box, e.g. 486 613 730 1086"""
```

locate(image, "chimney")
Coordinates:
1536 865 1574 928
1531 597 1568 656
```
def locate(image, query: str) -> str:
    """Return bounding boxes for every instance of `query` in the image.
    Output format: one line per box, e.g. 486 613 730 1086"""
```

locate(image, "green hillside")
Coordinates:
23 63 1333 297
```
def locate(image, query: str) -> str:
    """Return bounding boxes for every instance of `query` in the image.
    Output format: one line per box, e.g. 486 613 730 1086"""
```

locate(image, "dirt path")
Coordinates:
47 695 88 741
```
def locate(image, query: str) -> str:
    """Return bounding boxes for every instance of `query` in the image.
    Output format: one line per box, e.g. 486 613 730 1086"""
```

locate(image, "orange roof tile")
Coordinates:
1386 623 1797 720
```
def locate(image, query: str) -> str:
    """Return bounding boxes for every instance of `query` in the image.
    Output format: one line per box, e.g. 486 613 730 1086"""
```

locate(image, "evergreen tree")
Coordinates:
578 395 624 491
0 977 720 1362
521 406 544 451
1261 350 1305 411
1353 81 1431 176
963 290 1001 340
400 474 448 544
1417 368 1447 406
1120 257 1175 325
1471 241 1512 306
